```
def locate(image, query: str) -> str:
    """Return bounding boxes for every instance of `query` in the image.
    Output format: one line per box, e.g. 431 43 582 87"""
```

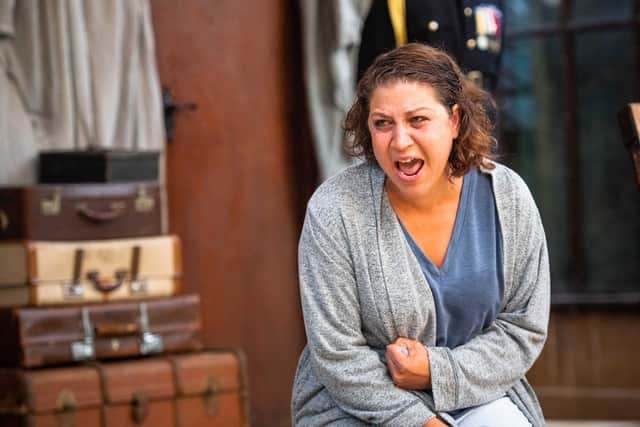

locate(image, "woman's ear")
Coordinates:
450 104 461 139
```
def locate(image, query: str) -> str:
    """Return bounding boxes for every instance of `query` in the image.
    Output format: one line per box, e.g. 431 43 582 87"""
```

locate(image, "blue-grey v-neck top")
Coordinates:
400 168 504 348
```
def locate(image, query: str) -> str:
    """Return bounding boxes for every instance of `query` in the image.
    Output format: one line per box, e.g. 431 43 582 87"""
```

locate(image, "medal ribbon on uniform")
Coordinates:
474 4 503 52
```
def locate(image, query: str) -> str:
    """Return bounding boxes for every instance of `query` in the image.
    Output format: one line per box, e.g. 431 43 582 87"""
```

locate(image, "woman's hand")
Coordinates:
423 417 449 427
386 337 432 390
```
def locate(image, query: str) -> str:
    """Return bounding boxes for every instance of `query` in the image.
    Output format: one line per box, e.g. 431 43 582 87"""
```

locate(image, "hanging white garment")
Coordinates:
0 0 165 185
300 0 372 181
0 0 36 184
0 40 38 185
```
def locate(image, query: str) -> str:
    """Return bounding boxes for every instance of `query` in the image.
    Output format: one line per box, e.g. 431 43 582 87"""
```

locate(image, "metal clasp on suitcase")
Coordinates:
202 375 219 417
71 307 96 361
63 280 84 298
55 390 78 427
131 391 150 424
135 186 155 212
138 302 163 355
41 188 61 216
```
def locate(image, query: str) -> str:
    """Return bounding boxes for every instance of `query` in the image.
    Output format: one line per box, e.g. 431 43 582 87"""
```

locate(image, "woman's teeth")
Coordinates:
396 158 424 176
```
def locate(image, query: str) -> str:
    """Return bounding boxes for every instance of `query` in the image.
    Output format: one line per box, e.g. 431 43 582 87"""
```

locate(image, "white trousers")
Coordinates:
453 397 532 427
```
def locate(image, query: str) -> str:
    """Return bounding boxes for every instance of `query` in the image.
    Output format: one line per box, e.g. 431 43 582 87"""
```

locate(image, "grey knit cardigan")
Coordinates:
291 161 550 427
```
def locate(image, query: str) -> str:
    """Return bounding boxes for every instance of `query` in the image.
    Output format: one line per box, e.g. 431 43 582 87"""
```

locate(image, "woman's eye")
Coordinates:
374 119 391 128
410 116 427 124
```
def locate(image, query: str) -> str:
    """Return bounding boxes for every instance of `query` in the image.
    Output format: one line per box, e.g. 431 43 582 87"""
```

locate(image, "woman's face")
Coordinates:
368 80 460 200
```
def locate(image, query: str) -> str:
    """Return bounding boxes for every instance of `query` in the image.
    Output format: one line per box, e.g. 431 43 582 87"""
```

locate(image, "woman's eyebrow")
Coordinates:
370 107 434 116
369 111 391 117
405 107 435 114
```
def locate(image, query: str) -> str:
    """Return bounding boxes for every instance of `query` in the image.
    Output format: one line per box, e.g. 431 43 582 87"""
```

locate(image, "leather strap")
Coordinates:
130 246 141 281
129 245 148 294
73 249 84 284
63 249 85 298
168 356 183 427
86 361 109 427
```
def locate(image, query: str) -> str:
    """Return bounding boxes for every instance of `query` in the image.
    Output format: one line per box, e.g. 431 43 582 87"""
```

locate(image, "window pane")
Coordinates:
576 29 640 292
504 0 561 28
497 36 570 292
573 0 634 21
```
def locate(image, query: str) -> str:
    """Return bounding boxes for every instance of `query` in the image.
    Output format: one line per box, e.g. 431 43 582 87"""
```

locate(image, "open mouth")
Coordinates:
395 158 424 177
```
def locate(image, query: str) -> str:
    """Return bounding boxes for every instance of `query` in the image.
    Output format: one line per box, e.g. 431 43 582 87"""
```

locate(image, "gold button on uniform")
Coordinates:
467 70 483 88
467 38 477 49
464 7 473 17
428 20 439 32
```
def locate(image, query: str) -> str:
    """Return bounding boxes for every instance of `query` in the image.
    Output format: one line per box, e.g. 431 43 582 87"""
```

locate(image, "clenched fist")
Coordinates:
386 337 432 390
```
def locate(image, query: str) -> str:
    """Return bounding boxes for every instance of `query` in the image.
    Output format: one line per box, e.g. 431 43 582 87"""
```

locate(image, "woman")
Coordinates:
291 43 549 427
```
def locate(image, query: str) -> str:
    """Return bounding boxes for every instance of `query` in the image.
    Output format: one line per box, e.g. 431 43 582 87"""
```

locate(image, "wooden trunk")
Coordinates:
0 349 250 427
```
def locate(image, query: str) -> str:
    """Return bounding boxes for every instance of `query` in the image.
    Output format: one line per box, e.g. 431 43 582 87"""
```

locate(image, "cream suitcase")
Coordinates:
0 235 181 307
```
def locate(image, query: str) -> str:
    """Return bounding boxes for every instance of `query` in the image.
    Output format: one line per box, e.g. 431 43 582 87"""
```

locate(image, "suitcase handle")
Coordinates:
95 303 163 355
76 202 125 222
86 269 127 293
94 322 140 337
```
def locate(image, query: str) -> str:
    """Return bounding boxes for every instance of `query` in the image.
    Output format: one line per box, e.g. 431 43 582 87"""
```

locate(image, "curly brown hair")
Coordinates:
344 43 496 177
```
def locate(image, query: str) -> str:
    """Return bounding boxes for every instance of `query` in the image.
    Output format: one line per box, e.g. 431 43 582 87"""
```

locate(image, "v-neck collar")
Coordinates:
397 168 475 276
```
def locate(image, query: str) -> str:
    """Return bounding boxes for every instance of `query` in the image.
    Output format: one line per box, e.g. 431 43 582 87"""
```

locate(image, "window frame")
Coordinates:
497 0 640 306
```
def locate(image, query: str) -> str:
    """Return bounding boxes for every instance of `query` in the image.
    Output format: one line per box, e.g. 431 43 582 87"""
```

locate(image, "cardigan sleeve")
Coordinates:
298 203 437 426
426 170 551 412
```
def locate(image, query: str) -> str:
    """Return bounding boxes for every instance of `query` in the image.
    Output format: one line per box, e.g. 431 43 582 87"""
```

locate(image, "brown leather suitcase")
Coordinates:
0 349 250 427
0 182 163 241
0 235 181 307
0 294 203 367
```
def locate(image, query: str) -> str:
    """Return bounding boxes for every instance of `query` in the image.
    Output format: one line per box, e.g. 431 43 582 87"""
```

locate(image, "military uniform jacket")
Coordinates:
358 0 504 91
291 161 549 426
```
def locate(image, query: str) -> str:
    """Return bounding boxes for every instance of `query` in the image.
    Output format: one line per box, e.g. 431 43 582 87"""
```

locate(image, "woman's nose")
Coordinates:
391 124 413 150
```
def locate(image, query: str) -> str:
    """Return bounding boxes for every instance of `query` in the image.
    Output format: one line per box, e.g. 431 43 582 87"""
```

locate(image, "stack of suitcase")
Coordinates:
0 150 250 426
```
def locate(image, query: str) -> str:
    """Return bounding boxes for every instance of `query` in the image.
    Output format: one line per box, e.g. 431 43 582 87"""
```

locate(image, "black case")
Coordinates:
39 150 160 183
